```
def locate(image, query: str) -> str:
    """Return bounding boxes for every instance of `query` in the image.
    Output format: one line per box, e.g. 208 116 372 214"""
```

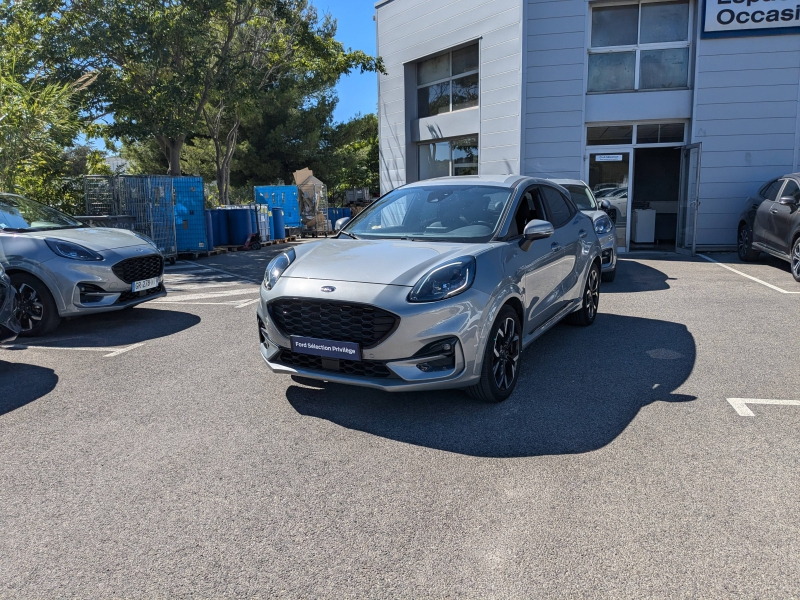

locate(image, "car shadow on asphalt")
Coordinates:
0 361 58 416
603 258 677 294
285 314 696 457
8 308 201 349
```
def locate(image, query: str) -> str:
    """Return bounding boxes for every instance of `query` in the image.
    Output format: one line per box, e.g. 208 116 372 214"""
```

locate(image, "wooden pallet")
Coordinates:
178 248 228 259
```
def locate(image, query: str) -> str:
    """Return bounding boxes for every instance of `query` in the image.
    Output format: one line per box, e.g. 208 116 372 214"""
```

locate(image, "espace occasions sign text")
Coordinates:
705 0 800 33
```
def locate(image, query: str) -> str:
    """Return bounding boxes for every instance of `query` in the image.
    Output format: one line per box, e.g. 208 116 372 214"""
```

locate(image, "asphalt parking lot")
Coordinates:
1 244 799 597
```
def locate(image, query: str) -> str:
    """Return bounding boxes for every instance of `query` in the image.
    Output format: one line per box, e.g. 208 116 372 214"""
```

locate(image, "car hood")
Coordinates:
17 228 153 251
285 239 491 286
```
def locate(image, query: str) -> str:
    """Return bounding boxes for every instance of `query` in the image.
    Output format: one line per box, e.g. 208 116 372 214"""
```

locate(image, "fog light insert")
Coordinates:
78 283 108 304
414 337 458 372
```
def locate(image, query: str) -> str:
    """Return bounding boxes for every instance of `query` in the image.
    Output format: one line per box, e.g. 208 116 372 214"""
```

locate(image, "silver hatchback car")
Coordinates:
257 176 602 402
0 193 166 336
550 179 617 282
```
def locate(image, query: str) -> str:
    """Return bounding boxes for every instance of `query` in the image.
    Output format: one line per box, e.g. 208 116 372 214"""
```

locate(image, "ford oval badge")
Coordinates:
320 286 336 293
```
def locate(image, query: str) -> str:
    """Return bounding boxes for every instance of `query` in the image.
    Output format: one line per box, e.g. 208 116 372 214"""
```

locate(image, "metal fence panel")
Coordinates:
114 176 177 260
83 176 118 216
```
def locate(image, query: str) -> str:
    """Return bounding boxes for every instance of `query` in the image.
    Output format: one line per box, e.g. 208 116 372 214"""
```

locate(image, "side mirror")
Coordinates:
779 196 798 206
520 219 554 251
599 198 612 211
335 217 351 231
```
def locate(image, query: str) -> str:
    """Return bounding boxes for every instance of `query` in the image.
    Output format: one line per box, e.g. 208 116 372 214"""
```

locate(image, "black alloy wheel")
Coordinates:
566 263 600 326
738 225 760 262
467 305 522 403
792 237 800 283
10 273 61 337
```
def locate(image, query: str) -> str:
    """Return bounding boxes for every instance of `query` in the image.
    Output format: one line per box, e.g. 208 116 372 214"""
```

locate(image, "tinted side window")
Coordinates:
783 180 800 200
506 188 545 238
540 186 573 228
761 180 783 201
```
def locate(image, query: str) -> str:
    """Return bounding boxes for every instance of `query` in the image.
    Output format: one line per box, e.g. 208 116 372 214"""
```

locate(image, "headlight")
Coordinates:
594 215 614 235
45 238 103 261
132 232 158 248
264 248 296 290
408 256 476 303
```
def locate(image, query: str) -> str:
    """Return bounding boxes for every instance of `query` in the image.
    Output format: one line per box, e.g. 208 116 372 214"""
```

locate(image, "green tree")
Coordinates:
57 0 381 197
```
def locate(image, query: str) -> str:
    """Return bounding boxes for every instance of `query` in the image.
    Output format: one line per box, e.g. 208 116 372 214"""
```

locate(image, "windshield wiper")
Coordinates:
338 230 359 240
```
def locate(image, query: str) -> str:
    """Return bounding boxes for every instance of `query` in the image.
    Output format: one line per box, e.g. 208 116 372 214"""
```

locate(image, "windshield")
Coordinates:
343 184 514 242
0 194 82 232
563 184 597 211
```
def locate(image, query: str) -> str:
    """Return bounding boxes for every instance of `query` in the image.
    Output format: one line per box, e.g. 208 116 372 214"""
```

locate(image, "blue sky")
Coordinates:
319 0 379 123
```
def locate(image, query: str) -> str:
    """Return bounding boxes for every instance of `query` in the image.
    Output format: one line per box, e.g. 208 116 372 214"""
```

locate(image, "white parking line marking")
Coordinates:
727 398 800 417
2 342 145 357
699 254 800 294
152 289 258 302
176 261 261 284
235 298 260 308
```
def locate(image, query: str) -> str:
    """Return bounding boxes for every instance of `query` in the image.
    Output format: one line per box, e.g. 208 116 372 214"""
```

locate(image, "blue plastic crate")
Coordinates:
254 185 300 228
174 177 208 252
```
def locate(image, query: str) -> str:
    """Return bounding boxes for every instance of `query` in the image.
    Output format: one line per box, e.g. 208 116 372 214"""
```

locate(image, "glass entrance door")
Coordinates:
588 151 631 250
677 143 701 254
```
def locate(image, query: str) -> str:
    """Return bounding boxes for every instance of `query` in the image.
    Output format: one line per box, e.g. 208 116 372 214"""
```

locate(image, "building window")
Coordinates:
587 123 685 146
418 137 478 180
588 0 690 93
417 45 479 118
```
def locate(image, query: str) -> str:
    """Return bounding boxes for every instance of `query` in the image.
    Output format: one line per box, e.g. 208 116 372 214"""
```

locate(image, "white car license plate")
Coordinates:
132 277 159 292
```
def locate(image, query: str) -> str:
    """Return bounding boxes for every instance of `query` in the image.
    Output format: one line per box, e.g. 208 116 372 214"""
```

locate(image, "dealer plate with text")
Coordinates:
290 336 361 361
132 277 160 293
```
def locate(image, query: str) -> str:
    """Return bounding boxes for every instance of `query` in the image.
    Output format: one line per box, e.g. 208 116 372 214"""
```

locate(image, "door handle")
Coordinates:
579 229 588 239
551 242 561 253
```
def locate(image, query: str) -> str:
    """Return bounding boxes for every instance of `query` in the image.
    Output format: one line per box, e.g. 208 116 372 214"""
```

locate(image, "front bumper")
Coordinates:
40 248 167 316
598 233 616 273
257 277 490 392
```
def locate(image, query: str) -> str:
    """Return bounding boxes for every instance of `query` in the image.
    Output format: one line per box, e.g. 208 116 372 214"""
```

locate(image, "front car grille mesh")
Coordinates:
112 255 164 284
268 299 398 348
275 350 393 379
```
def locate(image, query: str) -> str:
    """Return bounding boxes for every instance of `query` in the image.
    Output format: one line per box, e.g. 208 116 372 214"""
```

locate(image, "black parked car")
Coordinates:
0 263 20 344
737 173 800 282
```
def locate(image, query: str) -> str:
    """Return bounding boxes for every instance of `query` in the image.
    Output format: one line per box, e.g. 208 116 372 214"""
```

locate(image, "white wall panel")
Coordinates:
522 0 585 180
377 0 522 192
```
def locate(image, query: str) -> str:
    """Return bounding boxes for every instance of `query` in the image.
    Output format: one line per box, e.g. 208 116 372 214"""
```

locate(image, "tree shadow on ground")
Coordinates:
0 360 58 416
286 314 696 457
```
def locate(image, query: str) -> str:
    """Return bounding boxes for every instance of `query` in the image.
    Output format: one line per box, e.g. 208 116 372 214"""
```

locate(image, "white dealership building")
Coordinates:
375 0 800 251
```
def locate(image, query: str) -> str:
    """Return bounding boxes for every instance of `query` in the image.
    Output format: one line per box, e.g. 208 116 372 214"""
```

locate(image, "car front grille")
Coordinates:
275 349 393 379
268 298 399 348
112 255 164 284
117 283 165 303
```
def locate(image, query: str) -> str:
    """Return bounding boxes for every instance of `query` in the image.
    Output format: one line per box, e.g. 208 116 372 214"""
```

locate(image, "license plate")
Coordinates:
290 336 361 361
131 277 159 292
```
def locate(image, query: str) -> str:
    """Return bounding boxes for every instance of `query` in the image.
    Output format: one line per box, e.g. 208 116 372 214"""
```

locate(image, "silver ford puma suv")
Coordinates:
0 193 166 336
257 175 602 402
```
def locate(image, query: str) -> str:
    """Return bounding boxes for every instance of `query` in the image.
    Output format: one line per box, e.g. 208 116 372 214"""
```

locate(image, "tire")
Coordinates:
791 237 800 283
601 266 616 283
466 306 522 403
566 262 600 327
738 224 760 262
10 273 61 337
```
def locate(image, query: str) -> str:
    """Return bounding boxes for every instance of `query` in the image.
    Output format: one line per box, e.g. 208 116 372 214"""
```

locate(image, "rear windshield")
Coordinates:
0 194 82 232
344 184 514 242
